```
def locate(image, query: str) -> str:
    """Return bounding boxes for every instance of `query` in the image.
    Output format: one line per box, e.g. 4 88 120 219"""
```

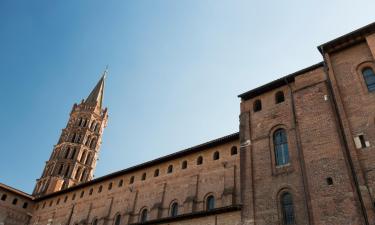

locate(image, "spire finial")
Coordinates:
102 65 109 79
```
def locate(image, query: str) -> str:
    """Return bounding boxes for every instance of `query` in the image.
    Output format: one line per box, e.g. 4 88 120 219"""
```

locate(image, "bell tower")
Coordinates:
33 71 108 197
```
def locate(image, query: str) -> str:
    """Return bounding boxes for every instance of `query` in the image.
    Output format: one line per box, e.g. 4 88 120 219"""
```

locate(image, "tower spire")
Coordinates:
85 67 107 109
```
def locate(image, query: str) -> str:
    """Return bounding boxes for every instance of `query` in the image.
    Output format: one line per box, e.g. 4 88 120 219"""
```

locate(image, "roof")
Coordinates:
36 132 239 201
238 62 324 100
85 73 106 109
0 182 33 200
318 21 375 54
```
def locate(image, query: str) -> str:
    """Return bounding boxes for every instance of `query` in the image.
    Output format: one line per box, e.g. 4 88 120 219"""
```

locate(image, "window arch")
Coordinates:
167 165 173 173
275 91 285 104
253 99 262 112
154 169 159 177
114 214 121 225
274 128 289 166
170 202 178 217
197 156 203 165
362 67 375 92
231 146 238 155
140 208 148 223
181 160 187 169
213 151 220 160
281 192 295 225
206 195 215 211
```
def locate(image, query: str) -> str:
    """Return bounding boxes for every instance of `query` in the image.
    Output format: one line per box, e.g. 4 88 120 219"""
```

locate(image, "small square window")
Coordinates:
326 177 333 185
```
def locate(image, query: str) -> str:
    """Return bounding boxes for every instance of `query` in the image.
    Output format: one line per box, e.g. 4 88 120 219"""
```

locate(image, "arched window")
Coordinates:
64 166 70 177
129 176 134 184
108 182 113 190
181 160 187 169
206 195 215 211
154 169 159 177
274 129 289 166
70 148 76 160
80 169 87 182
140 208 148 223
85 137 91 146
167 165 173 174
64 148 71 159
75 168 81 180
118 179 123 187
85 153 92 165
281 192 295 225
78 117 83 126
71 133 76 143
114 214 121 225
98 185 103 193
92 218 98 225
197 156 203 165
231 146 238 155
80 151 87 163
141 173 146 180
58 164 64 175
275 91 285 104
94 123 99 132
90 138 97 149
213 151 220 160
170 202 178 217
253 99 262 112
362 67 375 92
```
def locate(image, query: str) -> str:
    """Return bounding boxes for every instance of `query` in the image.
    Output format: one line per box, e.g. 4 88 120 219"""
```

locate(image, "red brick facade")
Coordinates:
1 22 375 225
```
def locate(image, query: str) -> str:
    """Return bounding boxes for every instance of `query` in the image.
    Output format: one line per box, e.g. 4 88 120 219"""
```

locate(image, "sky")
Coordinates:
1 0 375 193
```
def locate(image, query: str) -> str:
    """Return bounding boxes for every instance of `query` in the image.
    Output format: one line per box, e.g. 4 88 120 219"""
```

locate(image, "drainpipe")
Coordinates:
319 46 369 225
284 78 313 225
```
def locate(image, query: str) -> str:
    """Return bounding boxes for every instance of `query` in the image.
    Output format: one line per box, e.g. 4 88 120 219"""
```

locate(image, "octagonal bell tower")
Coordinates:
33 71 108 197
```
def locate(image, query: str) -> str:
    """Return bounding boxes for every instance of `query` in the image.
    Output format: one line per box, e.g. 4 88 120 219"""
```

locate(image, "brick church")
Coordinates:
1 22 375 225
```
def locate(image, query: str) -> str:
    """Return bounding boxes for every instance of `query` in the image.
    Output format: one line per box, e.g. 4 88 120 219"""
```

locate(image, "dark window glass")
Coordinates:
181 160 187 169
281 193 295 225
1 194 7 201
12 198 18 205
114 214 121 225
213 151 220 160
197 156 203 165
129 176 134 184
275 91 285 104
170 202 178 217
359 135 367 148
23 202 28 209
140 209 148 222
274 129 289 166
362 68 375 92
118 179 123 187
98 185 102 193
141 173 146 180
253 99 262 112
108 182 113 190
231 146 238 155
326 177 333 185
154 169 159 177
206 195 215 211
167 165 173 174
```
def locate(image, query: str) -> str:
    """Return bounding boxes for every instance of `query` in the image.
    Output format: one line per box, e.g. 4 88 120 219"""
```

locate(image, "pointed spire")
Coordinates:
85 67 107 109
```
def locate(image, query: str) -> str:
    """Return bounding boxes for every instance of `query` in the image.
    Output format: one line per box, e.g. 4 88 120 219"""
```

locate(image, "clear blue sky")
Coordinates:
1 0 374 193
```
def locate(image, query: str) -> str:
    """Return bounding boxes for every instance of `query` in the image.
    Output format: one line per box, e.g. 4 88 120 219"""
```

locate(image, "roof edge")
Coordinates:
0 182 33 200
238 62 324 101
318 21 375 54
36 132 239 201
